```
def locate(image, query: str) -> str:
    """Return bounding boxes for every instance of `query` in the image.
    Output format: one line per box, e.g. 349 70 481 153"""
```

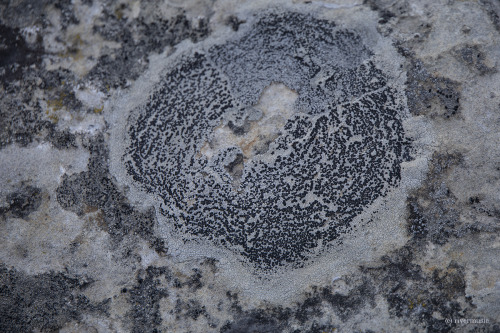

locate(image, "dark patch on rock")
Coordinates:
321 281 376 321
0 66 84 149
88 12 210 89
453 44 496 75
361 247 471 333
406 59 461 119
226 15 246 31
405 152 462 244
224 152 245 184
480 0 500 32
0 24 43 82
184 268 203 291
212 244 473 332
2 184 42 219
0 265 109 332
227 120 250 136
294 280 375 324
364 0 395 25
56 134 167 255
43 75 84 114
128 266 170 333
184 299 207 320
225 291 243 314
221 310 281 333
0 23 53 149
173 298 211 323
407 198 428 239
432 261 466 299
219 277 374 331
54 0 79 30
0 0 51 29
301 322 339 333
0 98 47 148
408 151 500 242
47 128 77 149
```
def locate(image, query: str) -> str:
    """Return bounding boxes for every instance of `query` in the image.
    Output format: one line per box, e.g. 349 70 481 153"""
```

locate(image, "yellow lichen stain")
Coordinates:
425 265 437 273
451 251 464 261
93 105 104 114
408 296 427 310
58 33 85 61
47 92 67 111
83 205 99 214
114 3 129 20
173 270 190 281
48 114 59 123
46 91 69 123
115 8 124 20
321 329 337 333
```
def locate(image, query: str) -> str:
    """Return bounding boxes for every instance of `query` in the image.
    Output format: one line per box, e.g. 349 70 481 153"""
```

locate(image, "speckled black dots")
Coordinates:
0 265 109 332
124 11 409 269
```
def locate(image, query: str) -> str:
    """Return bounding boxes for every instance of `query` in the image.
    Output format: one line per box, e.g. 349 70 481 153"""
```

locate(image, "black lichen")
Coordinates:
221 311 281 333
0 24 42 82
56 135 167 255
88 12 210 89
454 44 496 75
2 184 42 219
0 265 109 332
124 11 409 269
480 0 500 32
47 128 77 149
405 152 462 245
405 59 461 119
128 266 170 333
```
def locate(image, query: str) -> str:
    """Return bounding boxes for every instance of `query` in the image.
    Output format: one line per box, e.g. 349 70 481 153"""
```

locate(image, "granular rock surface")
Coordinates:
0 0 499 332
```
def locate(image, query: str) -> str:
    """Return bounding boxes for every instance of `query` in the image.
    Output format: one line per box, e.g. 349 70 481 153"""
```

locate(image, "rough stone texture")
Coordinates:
0 0 499 332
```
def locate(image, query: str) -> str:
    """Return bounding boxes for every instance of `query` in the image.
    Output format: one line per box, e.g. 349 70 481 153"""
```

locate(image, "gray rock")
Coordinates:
0 0 499 332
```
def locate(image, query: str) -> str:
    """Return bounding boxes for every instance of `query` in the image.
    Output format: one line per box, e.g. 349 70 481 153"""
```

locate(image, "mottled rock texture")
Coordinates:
0 0 499 332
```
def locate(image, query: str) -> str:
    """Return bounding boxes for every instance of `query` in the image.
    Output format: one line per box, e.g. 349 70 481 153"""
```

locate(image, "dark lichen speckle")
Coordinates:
219 276 375 332
226 15 246 31
56 134 167 254
405 59 462 119
0 24 42 82
47 128 77 149
453 44 496 75
88 12 210 89
405 152 462 245
480 0 500 32
2 184 43 219
128 266 170 333
0 265 109 332
0 63 84 149
124 11 410 269
364 0 396 25
363 247 474 333
221 311 281 333
199 241 478 332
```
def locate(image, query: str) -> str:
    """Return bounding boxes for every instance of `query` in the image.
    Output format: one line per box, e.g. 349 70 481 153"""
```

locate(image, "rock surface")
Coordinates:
0 0 499 332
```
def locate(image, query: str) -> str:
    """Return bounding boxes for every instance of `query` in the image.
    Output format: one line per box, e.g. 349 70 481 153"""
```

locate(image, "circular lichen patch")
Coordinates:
109 8 433 297
120 11 409 269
